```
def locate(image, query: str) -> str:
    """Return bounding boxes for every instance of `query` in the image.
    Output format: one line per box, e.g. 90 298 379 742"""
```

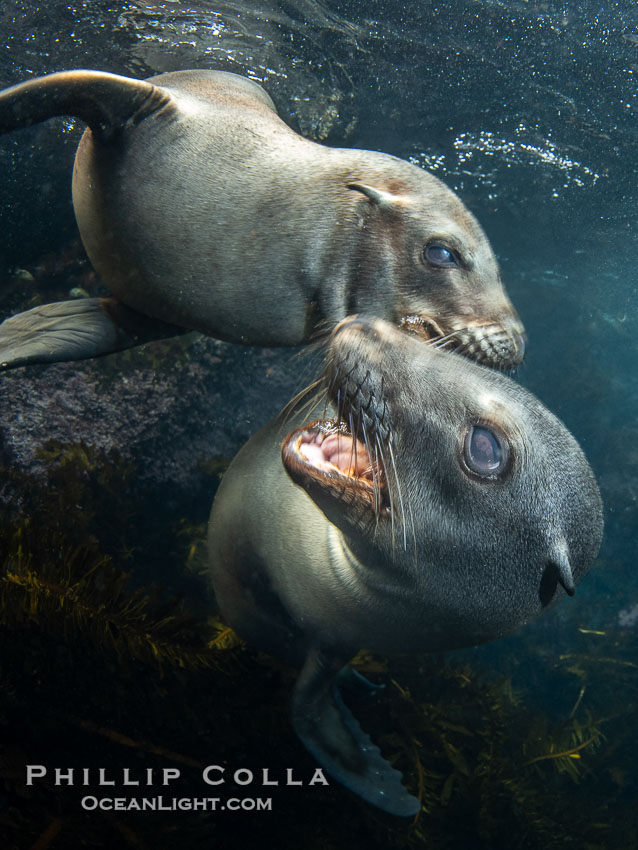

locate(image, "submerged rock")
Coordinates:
0 332 311 506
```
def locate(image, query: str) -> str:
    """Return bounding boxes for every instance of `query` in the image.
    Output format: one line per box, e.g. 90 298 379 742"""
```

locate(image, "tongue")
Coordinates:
296 432 373 479
298 430 373 478
321 434 370 476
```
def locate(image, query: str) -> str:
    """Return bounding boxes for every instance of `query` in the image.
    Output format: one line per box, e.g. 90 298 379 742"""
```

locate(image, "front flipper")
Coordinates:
336 664 385 696
292 644 420 817
0 297 187 370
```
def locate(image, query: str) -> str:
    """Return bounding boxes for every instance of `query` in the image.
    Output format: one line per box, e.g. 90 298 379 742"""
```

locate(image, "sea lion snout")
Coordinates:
443 317 527 367
331 308 526 373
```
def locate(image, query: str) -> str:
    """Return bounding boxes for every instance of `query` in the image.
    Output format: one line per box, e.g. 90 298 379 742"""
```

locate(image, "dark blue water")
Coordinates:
0 2 636 847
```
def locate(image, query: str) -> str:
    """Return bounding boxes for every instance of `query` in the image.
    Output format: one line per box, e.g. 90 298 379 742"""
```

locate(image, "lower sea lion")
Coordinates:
0 69 524 369
208 316 603 816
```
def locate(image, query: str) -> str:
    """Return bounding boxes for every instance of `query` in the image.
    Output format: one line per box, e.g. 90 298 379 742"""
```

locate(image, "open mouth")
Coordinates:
282 419 386 505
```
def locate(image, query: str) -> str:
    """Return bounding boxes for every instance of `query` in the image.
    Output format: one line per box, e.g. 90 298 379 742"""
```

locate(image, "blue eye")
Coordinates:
424 244 457 267
463 425 509 477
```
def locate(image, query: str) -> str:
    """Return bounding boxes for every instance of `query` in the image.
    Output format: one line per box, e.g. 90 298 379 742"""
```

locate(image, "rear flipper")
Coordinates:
0 298 187 369
0 70 170 140
292 645 420 817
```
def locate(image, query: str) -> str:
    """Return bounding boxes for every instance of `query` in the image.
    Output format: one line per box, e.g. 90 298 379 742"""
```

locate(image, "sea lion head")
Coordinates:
283 316 602 652
346 168 525 369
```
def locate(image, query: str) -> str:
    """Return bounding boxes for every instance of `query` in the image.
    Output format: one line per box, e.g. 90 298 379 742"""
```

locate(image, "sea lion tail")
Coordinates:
0 70 171 140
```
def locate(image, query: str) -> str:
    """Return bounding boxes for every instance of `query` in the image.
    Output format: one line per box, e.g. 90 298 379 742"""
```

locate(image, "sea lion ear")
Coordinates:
347 182 400 210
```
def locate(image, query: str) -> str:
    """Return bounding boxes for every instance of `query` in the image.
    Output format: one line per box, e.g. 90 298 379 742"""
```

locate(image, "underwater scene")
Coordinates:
0 0 636 847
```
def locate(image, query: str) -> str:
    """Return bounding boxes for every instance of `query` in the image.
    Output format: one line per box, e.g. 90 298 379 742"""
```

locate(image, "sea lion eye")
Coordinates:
463 425 509 477
424 244 457 267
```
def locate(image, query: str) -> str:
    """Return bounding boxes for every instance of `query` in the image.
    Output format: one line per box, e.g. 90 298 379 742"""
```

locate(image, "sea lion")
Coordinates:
208 316 603 816
0 69 524 369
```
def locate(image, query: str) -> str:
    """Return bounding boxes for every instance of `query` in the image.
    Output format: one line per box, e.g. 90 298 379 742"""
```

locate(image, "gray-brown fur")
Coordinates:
0 69 524 366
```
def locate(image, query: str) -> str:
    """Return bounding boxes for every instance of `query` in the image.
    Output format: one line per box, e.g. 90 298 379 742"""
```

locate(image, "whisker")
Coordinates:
375 429 395 548
430 330 459 345
286 342 327 397
306 318 336 349
352 407 358 480
348 408 356 457
372 442 382 524
434 337 460 351
280 378 325 424
360 414 380 522
386 436 407 552
328 359 340 394
405 491 418 569
453 341 474 359
301 386 330 422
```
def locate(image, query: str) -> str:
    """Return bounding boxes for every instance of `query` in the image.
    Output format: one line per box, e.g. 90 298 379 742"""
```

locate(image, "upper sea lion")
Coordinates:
208 316 602 816
0 69 524 369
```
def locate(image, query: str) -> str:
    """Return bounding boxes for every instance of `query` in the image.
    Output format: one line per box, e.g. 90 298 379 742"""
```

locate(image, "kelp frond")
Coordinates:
0 524 241 675
523 710 605 781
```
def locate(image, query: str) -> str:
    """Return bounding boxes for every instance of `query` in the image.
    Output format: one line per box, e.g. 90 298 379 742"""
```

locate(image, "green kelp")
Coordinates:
10 439 139 556
0 460 252 850
341 655 609 850
0 524 241 675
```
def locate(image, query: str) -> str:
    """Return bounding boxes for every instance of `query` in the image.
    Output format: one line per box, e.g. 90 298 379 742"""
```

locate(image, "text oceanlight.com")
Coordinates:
81 796 273 812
